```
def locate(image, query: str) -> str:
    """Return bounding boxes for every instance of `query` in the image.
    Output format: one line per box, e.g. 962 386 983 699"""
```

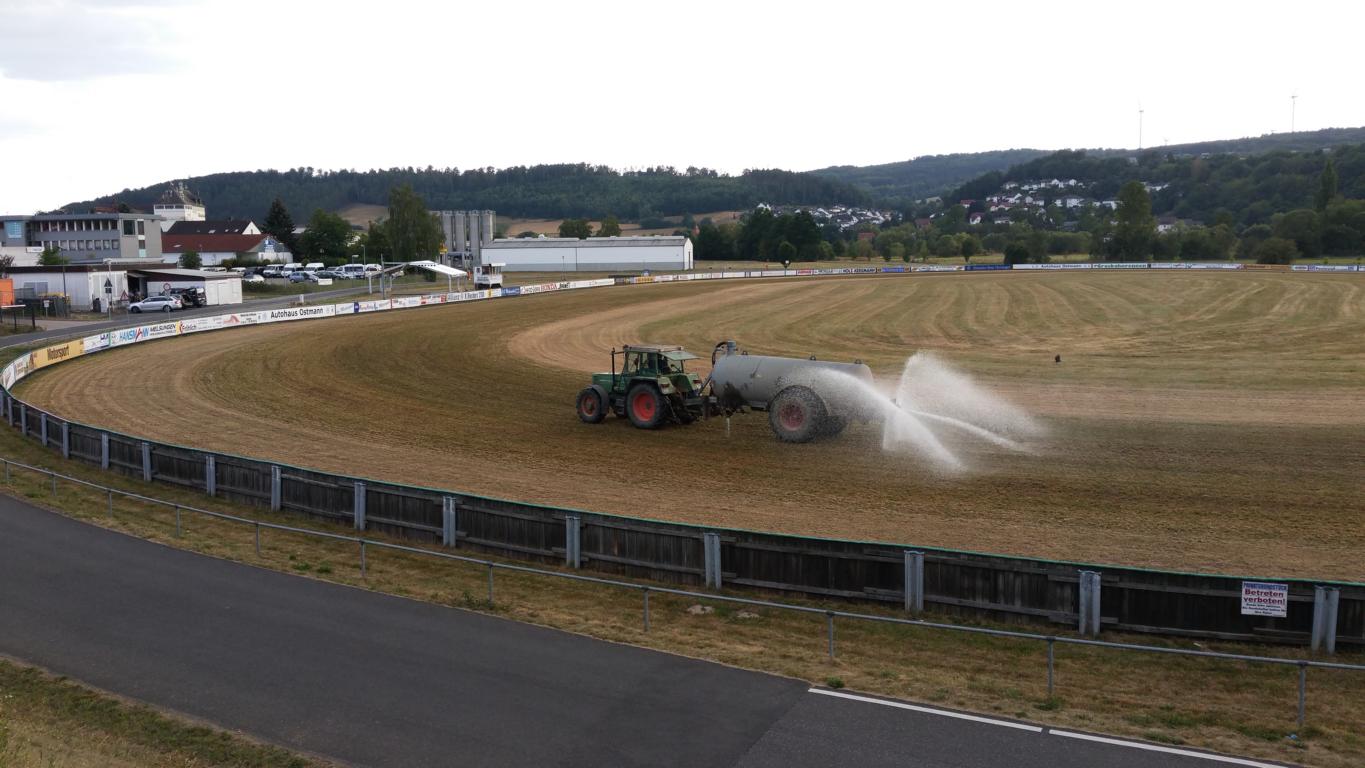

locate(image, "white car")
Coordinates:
243 273 265 284
129 295 182 313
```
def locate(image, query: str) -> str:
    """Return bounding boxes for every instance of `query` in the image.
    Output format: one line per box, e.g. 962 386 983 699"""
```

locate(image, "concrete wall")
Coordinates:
484 238 693 272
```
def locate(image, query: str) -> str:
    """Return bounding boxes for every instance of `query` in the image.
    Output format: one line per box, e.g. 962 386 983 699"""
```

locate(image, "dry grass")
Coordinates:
0 657 324 768
17 271 1365 579
0 431 1359 767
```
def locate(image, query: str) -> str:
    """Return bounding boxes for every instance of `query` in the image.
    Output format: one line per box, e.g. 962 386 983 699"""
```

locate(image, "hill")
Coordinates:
64 165 867 223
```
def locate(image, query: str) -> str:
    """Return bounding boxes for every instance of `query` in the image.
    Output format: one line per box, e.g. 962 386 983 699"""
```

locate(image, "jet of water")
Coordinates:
810 353 1042 471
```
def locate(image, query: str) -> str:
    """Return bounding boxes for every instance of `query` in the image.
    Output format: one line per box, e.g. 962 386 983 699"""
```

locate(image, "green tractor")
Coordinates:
576 344 714 429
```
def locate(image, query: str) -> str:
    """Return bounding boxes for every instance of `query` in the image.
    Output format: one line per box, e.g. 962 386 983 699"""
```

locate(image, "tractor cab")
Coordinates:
577 344 714 429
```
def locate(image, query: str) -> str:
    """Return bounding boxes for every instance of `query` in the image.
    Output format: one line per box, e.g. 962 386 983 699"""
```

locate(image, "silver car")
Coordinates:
129 295 182 313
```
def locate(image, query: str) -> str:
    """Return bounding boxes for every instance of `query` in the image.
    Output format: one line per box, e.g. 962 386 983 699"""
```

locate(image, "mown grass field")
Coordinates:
15 270 1365 579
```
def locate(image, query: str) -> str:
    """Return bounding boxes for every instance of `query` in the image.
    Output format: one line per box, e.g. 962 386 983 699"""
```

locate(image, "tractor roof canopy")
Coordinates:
623 344 698 361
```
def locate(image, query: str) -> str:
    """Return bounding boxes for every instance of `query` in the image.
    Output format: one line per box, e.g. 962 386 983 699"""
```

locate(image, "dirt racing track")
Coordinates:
13 269 1365 581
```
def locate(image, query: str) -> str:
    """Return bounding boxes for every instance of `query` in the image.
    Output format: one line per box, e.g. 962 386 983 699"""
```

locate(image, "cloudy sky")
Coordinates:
2 0 1361 213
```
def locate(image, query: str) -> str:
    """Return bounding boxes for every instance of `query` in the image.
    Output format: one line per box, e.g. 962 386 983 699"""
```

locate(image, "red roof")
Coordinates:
161 233 270 254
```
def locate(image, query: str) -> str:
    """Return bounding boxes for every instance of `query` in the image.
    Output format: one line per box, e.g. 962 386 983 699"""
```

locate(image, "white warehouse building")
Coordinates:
480 236 693 272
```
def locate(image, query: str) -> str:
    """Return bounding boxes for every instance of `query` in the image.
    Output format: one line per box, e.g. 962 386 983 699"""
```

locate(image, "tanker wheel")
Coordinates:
626 384 665 429
768 386 826 443
576 386 605 424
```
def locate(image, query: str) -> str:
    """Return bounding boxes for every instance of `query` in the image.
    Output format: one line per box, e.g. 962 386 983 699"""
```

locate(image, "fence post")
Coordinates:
205 455 216 497
903 550 924 613
1046 637 1056 697
826 611 836 659
60 422 69 459
19 404 26 436
1078 570 1101 637
40 412 47 447
140 441 151 482
565 514 581 568
100 432 109 470
642 587 651 632
442 497 458 547
1312 586 1340 654
270 466 281 511
703 531 722 589
353 481 366 530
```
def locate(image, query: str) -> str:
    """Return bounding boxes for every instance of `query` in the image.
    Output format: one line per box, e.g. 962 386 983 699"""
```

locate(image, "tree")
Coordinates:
354 220 391 262
777 240 797 265
558 218 593 239
300 208 354 263
37 245 67 266
387 185 443 262
0 253 13 277
850 239 873 262
178 250 202 269
887 243 905 263
1315 159 1338 212
694 222 736 261
1112 181 1155 260
1254 237 1299 265
596 215 622 238
1003 243 1030 265
1272 209 1322 258
263 197 298 255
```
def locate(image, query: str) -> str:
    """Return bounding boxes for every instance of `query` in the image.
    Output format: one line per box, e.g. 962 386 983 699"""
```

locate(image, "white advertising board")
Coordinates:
263 306 336 323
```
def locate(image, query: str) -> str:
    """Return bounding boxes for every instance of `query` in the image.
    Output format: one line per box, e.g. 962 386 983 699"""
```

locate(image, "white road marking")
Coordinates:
809 688 1290 767
808 688 1044 732
1050 730 1288 767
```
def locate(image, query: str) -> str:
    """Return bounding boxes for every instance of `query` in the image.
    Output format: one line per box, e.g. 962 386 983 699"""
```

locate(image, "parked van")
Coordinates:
280 262 303 276
304 262 325 272
363 263 382 274
340 264 367 278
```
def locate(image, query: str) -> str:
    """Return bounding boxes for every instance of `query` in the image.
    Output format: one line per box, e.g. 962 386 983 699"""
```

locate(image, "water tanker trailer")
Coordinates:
576 341 874 443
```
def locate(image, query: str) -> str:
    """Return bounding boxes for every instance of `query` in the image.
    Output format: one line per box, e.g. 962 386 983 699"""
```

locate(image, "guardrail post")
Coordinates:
903 550 924 613
19 404 26 436
565 514 581 568
353 481 366 530
205 455 216 496
441 497 458 547
703 531 722 589
1078 570 1101 637
4 395 10 426
140 441 152 482
270 466 281 511
1311 586 1340 654
60 422 69 459
39 412 47 446
100 432 109 469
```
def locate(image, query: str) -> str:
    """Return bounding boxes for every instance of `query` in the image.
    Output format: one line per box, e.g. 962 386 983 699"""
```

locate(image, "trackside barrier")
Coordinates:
0 454 1360 733
2 267 1363 647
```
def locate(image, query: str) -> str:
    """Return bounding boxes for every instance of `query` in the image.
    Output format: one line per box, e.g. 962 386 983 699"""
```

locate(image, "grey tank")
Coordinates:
710 352 874 412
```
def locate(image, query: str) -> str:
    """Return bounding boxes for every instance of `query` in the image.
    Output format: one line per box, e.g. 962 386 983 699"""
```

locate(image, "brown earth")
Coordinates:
17 271 1365 579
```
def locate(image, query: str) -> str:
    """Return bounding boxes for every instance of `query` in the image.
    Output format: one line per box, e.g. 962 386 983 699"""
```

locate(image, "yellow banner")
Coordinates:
32 339 84 370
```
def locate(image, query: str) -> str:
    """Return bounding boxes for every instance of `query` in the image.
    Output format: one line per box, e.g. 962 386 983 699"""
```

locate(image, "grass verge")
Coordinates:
0 658 327 768
0 426 1359 767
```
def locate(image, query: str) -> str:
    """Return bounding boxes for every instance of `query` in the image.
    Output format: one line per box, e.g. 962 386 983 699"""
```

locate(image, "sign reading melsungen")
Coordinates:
1241 581 1289 617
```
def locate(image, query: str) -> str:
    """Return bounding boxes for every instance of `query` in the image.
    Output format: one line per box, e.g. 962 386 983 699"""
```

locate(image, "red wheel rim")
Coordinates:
581 395 597 416
779 402 805 430
631 390 656 420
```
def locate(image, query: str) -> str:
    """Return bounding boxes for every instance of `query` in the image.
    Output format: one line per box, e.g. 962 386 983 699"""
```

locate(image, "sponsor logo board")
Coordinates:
263 306 336 323
82 332 112 352
32 340 82 370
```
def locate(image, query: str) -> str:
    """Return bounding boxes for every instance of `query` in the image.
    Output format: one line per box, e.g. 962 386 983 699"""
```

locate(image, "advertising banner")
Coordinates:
263 306 335 323
32 340 83 370
223 311 262 326
1292 264 1357 272
965 264 1011 271
570 279 615 289
145 321 181 339
390 297 422 308
880 267 908 273
849 267 880 274
1 364 14 390
81 332 112 352
1151 262 1243 270
913 265 964 272
1240 581 1289 617
502 286 522 296
519 282 567 295
1093 262 1150 269
1243 264 1292 272
1012 263 1092 270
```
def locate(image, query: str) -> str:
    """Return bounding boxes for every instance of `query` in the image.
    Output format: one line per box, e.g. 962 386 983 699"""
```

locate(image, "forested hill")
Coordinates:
947 143 1365 226
65 165 867 222
816 127 1365 203
810 150 1050 204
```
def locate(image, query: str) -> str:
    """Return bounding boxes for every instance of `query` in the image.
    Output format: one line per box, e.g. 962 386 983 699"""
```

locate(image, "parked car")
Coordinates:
129 295 182 313
262 266 281 278
167 287 206 308
243 273 265 284
363 264 381 274
229 267 247 274
315 270 344 280
288 271 317 283
340 264 367 278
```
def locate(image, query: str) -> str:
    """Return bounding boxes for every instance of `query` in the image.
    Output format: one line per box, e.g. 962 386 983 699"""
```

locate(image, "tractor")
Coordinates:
576 345 714 429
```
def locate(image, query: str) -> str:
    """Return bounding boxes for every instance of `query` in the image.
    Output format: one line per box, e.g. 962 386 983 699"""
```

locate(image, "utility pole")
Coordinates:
1291 92 1298 134
1138 106 1144 151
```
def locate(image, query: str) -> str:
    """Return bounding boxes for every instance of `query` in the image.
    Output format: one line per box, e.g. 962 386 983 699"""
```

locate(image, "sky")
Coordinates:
2 0 1362 213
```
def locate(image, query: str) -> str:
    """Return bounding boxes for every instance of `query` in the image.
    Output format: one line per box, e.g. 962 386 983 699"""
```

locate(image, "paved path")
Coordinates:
0 496 1287 767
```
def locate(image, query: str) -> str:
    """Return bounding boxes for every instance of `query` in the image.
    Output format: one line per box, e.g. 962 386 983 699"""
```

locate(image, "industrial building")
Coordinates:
153 182 206 231
439 210 495 267
5 265 242 310
160 233 290 265
0 212 164 264
481 236 693 272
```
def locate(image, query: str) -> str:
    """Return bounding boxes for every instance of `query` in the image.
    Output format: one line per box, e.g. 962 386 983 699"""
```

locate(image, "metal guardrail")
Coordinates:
2 454 1361 734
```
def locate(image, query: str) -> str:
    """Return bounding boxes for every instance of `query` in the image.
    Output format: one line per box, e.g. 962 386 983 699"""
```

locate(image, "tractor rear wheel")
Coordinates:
626 383 665 429
768 386 826 443
576 386 606 424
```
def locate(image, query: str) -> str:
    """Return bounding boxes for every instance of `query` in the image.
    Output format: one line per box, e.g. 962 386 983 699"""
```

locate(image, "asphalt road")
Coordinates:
0 495 1286 767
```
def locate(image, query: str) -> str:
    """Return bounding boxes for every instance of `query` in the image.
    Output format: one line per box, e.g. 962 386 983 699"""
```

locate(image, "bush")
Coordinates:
1254 237 1299 265
1003 243 1031 265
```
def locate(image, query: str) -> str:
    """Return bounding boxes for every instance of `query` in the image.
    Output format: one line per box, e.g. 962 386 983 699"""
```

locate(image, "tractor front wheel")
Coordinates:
576 386 606 424
626 384 665 429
